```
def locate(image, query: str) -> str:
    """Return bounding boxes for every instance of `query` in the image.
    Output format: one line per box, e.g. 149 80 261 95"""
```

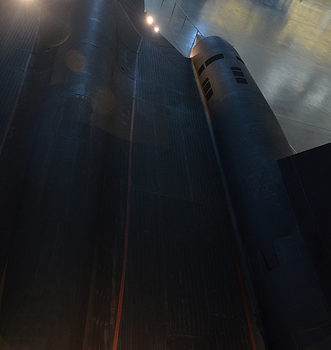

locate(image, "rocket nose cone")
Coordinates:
190 33 204 57
191 36 235 58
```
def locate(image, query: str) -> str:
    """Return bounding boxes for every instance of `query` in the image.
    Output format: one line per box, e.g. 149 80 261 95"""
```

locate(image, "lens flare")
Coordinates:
146 16 154 25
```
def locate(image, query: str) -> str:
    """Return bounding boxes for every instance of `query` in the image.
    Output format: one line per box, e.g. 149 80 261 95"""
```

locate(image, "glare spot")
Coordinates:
65 50 87 73
146 16 154 25
154 26 160 33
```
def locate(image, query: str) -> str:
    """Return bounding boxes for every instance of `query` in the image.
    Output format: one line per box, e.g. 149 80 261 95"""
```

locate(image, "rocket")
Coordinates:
192 36 331 349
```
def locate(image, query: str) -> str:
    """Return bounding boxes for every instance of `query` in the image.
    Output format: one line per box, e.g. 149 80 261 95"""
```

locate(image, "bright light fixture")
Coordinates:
146 16 154 25
154 26 160 33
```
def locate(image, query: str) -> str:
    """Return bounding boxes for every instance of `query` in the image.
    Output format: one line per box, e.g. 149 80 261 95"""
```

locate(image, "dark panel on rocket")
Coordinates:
279 142 331 312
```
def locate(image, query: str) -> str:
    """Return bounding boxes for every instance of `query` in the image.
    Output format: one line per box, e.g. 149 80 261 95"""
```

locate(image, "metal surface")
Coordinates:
0 0 39 152
279 143 331 291
0 0 330 348
0 0 119 347
145 0 331 152
192 35 331 349
113 31 265 350
0 0 263 348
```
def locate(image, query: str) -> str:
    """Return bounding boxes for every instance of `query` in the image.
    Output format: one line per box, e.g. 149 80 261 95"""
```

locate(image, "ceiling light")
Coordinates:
146 16 154 25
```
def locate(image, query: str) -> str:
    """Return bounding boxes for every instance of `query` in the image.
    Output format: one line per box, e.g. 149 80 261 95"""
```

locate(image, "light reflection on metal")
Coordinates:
145 0 331 151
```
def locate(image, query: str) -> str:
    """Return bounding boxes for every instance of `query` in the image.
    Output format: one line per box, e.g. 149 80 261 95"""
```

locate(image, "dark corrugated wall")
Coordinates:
115 33 263 349
0 0 39 144
0 0 119 347
0 0 264 349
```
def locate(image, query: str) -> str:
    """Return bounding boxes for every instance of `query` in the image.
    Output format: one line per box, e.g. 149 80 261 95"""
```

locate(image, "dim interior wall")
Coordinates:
0 0 265 349
0 0 39 154
0 0 134 348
